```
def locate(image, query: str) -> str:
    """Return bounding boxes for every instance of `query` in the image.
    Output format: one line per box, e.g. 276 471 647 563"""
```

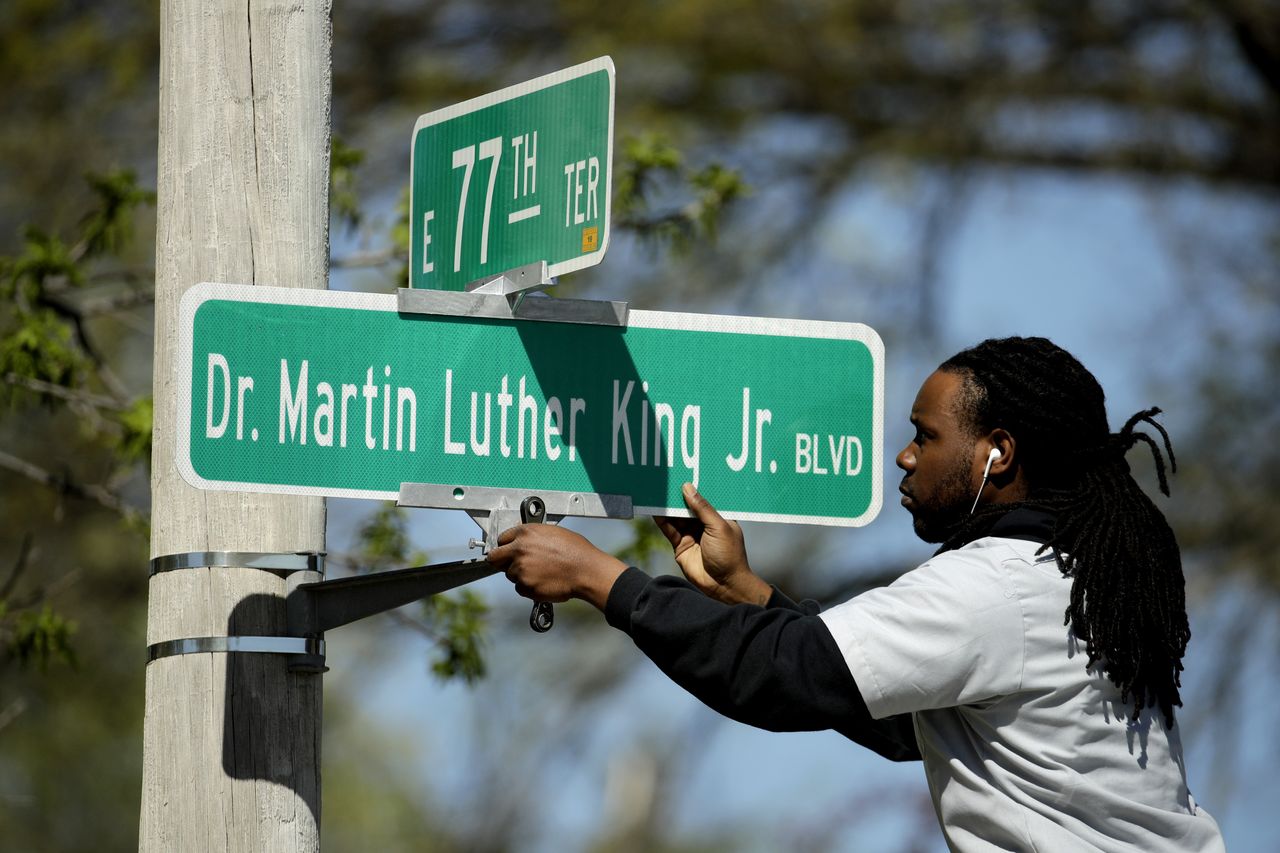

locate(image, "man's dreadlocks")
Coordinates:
937 336 1189 726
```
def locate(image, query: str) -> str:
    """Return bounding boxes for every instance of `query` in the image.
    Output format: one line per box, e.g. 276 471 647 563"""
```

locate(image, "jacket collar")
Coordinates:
986 506 1056 545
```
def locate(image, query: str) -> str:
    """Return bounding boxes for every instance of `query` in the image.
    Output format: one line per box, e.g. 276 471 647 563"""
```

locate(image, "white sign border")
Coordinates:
177 282 884 528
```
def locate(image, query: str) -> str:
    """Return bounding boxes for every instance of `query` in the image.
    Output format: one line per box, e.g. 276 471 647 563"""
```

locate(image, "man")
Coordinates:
488 336 1225 851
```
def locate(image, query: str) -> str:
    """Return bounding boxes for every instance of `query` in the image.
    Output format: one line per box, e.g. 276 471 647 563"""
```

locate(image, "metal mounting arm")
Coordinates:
285 558 497 672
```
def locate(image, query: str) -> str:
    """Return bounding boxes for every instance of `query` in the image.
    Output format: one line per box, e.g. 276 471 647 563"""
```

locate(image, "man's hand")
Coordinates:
654 483 771 606
487 524 627 612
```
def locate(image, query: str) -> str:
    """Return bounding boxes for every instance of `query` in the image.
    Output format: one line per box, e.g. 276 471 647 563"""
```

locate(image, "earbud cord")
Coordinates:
969 453 998 515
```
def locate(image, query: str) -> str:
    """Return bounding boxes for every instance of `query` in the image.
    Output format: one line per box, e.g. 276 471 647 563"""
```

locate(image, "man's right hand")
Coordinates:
654 483 772 606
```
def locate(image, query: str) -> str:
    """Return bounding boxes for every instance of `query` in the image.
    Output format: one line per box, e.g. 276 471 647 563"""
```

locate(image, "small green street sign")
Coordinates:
177 283 884 527
410 57 614 291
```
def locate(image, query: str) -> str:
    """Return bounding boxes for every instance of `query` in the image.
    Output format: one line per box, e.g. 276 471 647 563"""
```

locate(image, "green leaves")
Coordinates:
0 226 87 401
1 169 156 404
2 226 82 300
421 589 489 683
390 186 412 289
613 518 671 568
80 169 155 258
614 131 748 248
0 308 85 399
6 605 78 671
332 136 366 232
0 170 153 308
615 132 684 218
112 395 153 465
356 503 423 570
688 163 748 238
0 537 73 672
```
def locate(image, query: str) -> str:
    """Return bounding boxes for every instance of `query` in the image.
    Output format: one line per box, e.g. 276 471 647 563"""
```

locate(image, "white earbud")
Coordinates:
970 448 1003 515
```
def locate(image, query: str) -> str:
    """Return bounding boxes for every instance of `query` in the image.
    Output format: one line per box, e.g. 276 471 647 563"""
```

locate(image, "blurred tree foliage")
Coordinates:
0 0 160 247
1 0 1277 850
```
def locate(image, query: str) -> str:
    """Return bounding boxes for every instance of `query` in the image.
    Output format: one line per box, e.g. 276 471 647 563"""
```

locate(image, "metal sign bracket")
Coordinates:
397 261 629 328
396 482 633 551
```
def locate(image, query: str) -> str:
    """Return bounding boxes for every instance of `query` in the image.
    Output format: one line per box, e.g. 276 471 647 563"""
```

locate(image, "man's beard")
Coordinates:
904 456 973 543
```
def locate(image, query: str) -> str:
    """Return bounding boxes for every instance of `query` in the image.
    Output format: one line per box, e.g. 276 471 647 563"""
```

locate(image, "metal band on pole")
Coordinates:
146 636 325 663
149 551 325 577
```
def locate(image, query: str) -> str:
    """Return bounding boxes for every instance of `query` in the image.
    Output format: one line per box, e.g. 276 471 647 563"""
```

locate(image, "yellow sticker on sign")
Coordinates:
582 226 599 253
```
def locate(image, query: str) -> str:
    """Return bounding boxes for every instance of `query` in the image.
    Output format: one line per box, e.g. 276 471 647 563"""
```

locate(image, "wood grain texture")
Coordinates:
141 1 332 849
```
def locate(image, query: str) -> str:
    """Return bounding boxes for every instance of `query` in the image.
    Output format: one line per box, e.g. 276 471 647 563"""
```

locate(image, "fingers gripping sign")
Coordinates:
654 483 772 606
489 484 767 617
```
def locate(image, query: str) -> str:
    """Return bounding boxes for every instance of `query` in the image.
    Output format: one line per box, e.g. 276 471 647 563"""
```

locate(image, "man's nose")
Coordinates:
896 445 915 472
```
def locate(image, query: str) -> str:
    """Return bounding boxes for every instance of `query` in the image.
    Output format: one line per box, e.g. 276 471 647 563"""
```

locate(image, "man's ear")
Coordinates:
988 429 1015 477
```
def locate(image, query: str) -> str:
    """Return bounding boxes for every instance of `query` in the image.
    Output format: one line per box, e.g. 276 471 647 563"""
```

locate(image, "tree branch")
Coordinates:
1224 4 1280 100
331 248 404 269
35 294 132 403
0 698 29 735
1 534 33 601
8 566 82 612
3 372 124 438
0 449 142 523
4 372 126 411
74 286 156 317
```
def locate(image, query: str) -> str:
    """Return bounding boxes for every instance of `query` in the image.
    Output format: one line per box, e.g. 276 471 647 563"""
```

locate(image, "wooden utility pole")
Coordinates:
141 0 331 850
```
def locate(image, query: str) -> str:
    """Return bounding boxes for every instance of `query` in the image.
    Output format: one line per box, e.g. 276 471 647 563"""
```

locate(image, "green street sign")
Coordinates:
177 283 884 527
410 57 614 291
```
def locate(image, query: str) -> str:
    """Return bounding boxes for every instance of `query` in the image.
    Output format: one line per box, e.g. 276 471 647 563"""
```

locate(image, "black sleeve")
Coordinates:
604 567 921 762
765 586 822 616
